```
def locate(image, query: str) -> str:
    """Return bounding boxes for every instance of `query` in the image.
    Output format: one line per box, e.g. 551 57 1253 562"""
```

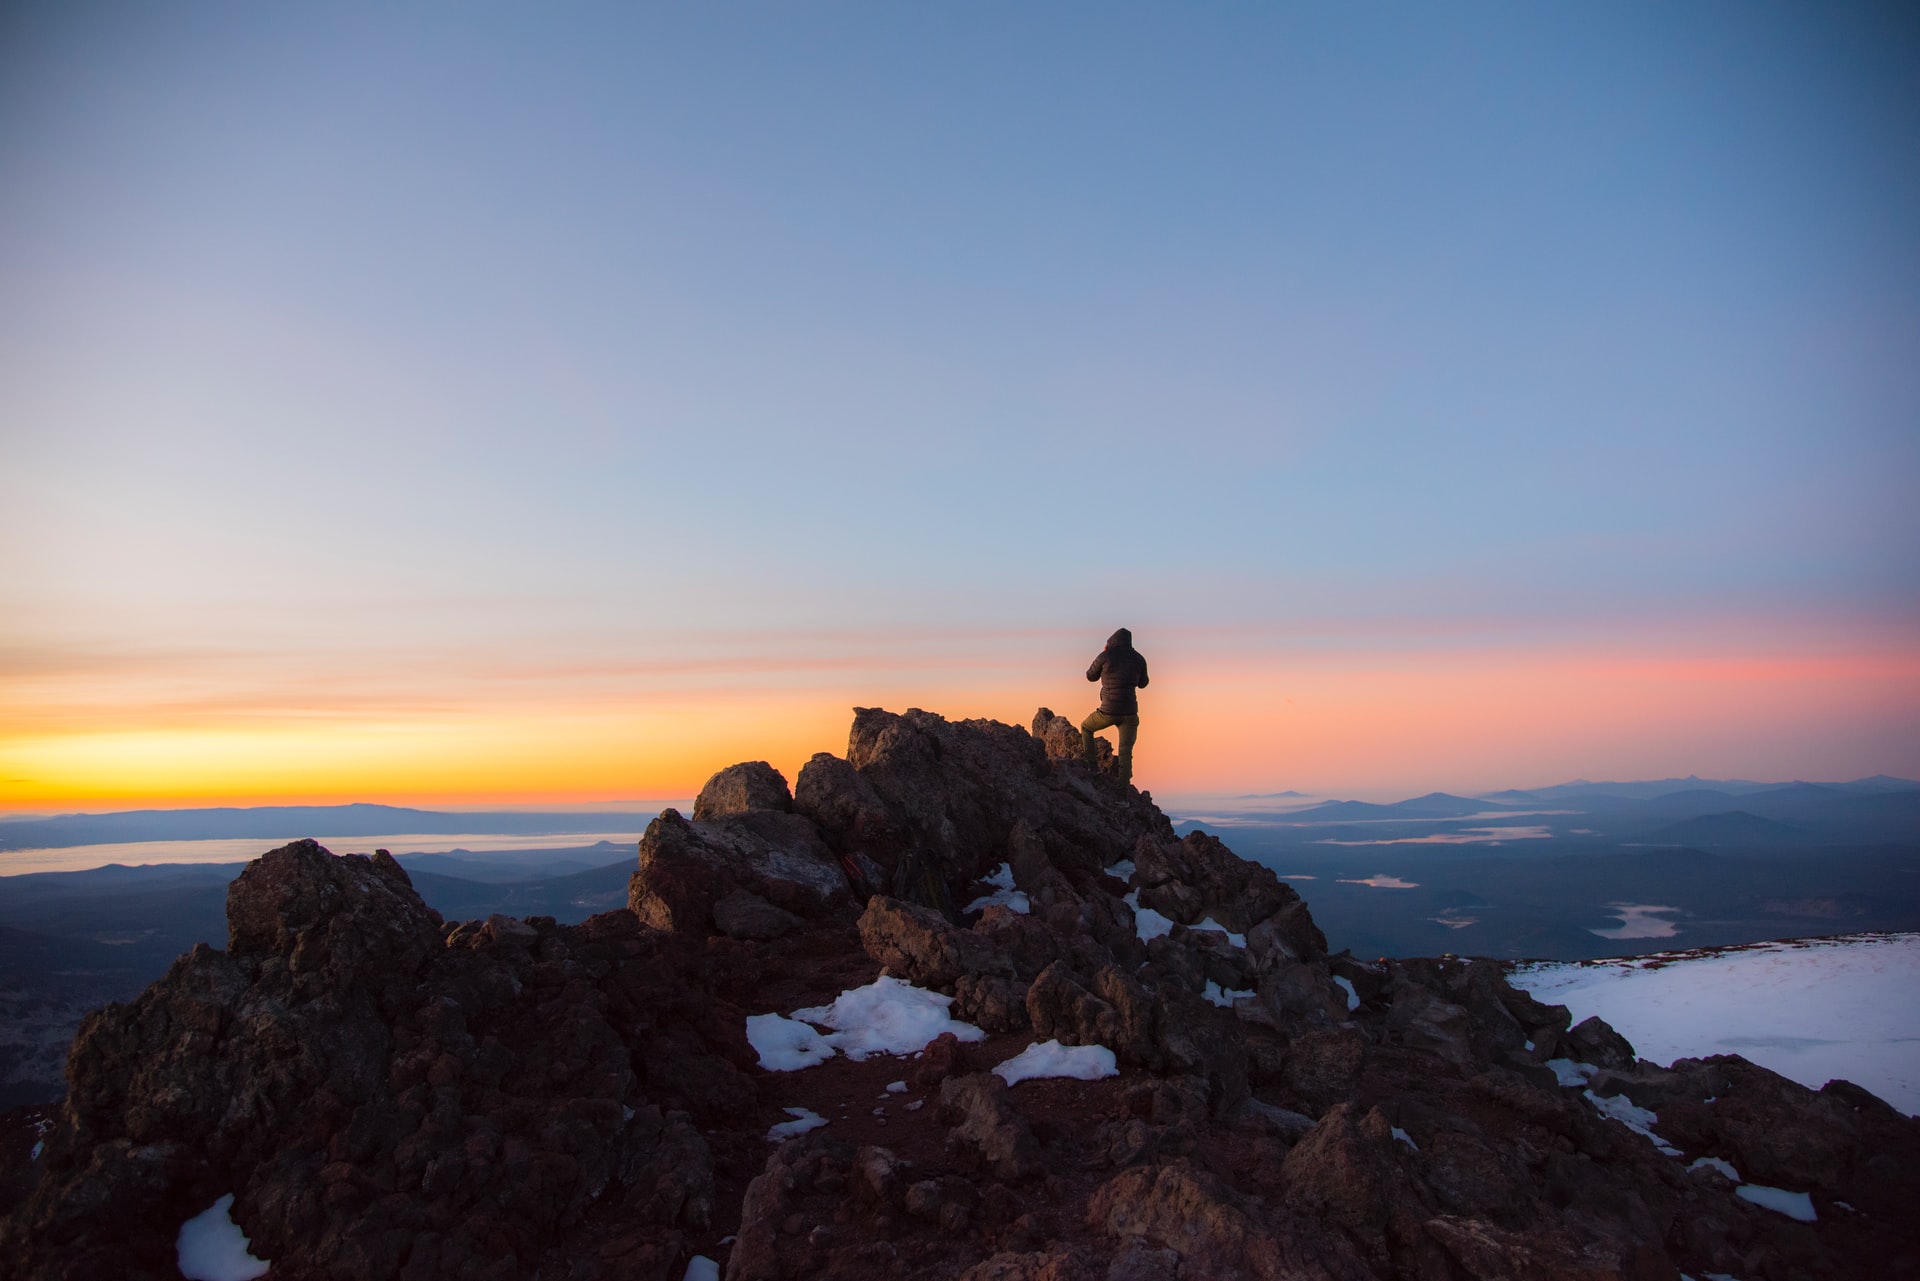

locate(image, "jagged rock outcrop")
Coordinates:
6 840 740 1281
6 708 1918 1281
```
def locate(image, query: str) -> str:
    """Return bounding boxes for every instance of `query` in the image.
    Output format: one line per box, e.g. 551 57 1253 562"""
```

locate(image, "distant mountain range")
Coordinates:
0 803 661 851
1482 775 1917 803
1280 792 1514 822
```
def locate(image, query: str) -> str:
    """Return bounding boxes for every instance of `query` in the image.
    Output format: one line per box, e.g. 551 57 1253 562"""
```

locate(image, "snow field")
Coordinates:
1513 933 1920 1116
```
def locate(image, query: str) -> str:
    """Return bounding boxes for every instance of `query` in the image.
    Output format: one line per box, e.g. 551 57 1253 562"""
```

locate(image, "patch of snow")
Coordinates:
886 1080 907 1094
745 1012 836 1071
1736 1183 1817 1222
871 1108 886 1116
1546 1058 1598 1087
1689 1156 1741 1182
1124 891 1175 942
1583 1090 1680 1155
792 976 986 1061
1334 976 1360 1011
176 1194 270 1281
766 1107 828 1142
993 1039 1119 1086
1190 917 1247 947
964 862 1031 915
30 1141 42 1161
1513 933 1920 1115
905 1099 924 1111
1391 1126 1419 1151
1202 980 1256 1008
684 1257 720 1281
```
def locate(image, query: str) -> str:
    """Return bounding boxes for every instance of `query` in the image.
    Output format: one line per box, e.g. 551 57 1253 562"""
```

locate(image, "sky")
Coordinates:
2 3 1917 811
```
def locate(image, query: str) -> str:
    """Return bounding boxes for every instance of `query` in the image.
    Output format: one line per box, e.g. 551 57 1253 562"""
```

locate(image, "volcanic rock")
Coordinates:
6 706 1917 1281
628 806 848 934
693 761 795 821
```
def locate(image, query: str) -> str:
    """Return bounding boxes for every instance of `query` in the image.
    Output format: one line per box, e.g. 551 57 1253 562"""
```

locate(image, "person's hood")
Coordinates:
1107 628 1132 651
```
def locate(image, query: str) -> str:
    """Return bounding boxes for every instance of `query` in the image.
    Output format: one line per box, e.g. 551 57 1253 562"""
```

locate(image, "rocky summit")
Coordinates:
4 708 1916 1281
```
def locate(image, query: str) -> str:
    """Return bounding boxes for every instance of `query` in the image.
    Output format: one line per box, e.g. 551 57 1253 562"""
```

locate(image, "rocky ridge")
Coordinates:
3 706 1915 1280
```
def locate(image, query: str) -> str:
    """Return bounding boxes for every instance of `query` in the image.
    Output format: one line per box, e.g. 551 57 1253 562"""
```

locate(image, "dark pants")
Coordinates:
1080 709 1139 782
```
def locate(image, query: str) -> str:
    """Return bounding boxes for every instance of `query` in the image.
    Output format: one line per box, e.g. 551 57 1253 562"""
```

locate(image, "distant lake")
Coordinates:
1315 825 1556 846
1591 903 1682 939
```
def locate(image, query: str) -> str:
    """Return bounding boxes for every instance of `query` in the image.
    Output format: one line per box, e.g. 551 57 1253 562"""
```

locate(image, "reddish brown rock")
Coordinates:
1087 1160 1375 1280
858 895 1011 988
940 1073 1043 1181
628 807 848 935
8 709 1917 1281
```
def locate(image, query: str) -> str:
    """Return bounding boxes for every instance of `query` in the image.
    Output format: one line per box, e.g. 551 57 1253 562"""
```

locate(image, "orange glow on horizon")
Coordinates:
3 632 1915 815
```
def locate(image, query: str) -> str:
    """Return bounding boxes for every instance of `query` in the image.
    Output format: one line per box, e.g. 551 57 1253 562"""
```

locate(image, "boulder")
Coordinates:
858 895 1012 988
728 1137 850 1281
226 839 442 997
1133 830 1298 934
953 974 1031 1033
1280 1103 1441 1274
1087 1161 1374 1280
793 751 903 864
1030 707 1099 764
693 761 794 821
940 1073 1043 1181
1151 986 1249 1114
1562 1015 1636 1070
1026 962 1122 1050
628 807 848 935
1245 901 1328 965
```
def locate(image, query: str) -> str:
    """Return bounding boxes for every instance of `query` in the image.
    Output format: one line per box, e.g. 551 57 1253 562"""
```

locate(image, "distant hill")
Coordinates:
0 803 659 851
1484 775 1917 804
1649 811 1807 846
1284 792 1516 822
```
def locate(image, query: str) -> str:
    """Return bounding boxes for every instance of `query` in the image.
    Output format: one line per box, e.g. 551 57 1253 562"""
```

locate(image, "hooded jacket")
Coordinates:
1086 628 1149 717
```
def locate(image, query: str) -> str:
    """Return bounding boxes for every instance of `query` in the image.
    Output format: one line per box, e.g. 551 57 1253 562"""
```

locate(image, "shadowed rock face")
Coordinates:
6 709 1919 1281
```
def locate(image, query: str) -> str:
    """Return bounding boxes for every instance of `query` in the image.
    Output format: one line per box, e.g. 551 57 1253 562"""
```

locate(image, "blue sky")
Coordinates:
2 4 1916 804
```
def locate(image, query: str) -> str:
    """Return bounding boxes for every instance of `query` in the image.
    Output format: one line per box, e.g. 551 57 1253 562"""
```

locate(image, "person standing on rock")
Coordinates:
1082 627 1149 784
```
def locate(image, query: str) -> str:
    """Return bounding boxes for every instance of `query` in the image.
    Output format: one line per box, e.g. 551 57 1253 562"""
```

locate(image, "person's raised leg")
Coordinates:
1116 715 1139 784
1080 708 1116 766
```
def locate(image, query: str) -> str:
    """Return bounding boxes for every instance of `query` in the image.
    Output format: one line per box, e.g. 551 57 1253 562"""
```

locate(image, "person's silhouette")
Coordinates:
1081 628 1149 784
